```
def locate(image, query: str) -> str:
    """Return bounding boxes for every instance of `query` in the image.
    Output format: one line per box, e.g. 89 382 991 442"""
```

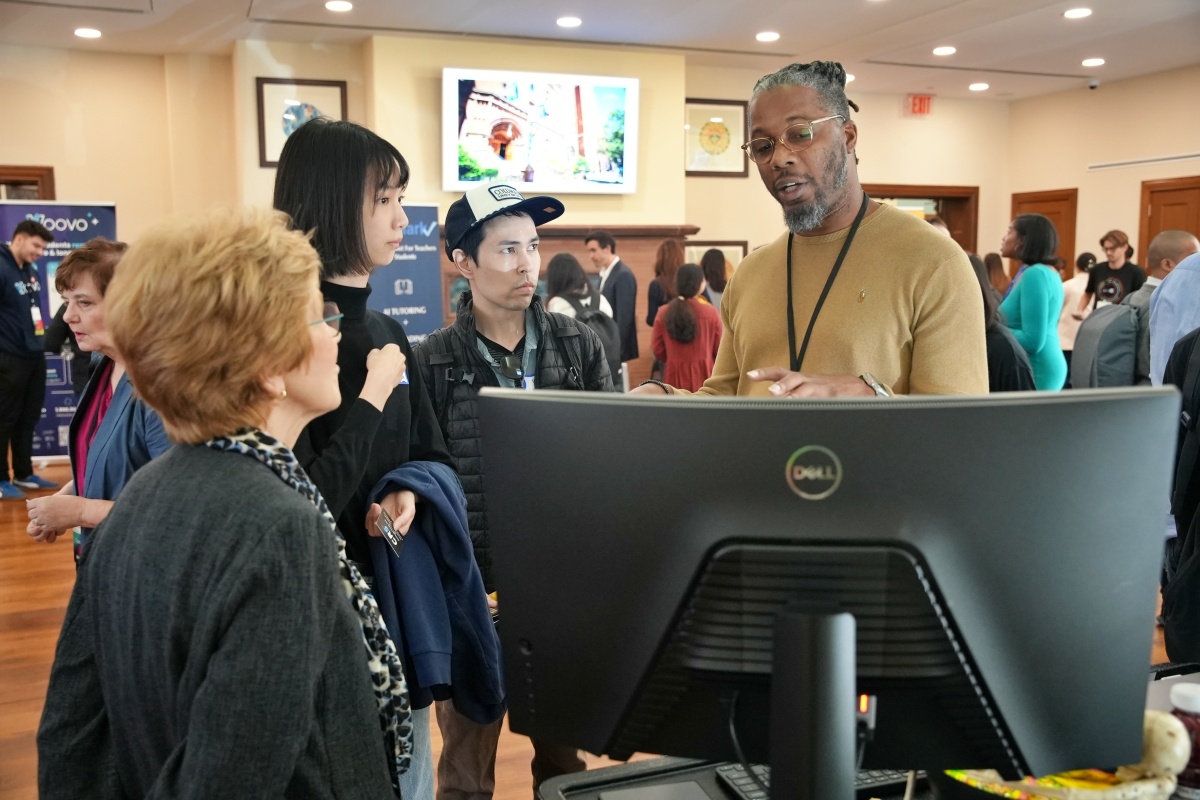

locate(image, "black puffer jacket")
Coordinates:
413 293 612 591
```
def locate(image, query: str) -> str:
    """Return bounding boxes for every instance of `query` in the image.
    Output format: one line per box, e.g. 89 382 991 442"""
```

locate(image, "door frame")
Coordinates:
0 166 56 200
1139 175 1200 267
861 183 978 255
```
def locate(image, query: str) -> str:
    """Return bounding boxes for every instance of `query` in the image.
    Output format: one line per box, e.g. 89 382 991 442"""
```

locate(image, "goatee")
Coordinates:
783 150 850 234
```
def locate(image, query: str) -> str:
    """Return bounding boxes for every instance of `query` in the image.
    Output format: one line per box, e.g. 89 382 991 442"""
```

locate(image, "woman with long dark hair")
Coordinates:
544 253 613 319
701 247 729 310
646 238 685 326
998 214 1067 391
968 254 1035 392
651 263 722 392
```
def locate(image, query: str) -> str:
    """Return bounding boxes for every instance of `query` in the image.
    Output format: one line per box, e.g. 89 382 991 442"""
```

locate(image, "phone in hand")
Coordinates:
375 506 404 558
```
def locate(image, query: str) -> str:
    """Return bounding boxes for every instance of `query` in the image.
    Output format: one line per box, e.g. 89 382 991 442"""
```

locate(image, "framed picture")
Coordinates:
685 240 748 273
685 98 748 178
257 78 348 168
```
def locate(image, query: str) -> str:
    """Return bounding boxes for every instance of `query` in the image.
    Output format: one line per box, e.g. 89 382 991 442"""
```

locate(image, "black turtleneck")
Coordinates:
294 280 452 572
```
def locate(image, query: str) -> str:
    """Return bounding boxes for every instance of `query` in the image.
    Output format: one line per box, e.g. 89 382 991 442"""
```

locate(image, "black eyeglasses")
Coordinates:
498 355 524 382
309 301 344 332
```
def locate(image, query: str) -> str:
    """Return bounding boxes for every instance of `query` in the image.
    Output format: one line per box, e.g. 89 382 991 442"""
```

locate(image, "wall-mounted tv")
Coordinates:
443 67 638 196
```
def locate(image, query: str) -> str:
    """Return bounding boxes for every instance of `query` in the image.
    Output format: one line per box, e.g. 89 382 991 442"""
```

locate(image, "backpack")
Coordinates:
563 287 622 388
1158 328 1200 662
1070 303 1138 388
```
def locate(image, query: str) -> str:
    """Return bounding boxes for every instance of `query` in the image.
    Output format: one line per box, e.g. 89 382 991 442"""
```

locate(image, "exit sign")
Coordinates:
906 94 934 116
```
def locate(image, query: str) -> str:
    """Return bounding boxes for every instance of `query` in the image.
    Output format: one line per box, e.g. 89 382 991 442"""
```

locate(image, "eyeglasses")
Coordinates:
309 301 344 332
740 115 845 163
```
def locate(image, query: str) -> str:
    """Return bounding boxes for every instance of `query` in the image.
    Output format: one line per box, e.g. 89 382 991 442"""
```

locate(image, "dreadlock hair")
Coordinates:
663 263 705 344
752 61 853 119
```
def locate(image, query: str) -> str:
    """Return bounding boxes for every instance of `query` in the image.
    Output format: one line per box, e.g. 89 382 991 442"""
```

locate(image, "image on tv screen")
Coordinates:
443 67 639 195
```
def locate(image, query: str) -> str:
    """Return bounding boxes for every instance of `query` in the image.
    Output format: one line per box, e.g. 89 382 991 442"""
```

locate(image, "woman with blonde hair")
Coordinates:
39 207 410 798
25 237 170 560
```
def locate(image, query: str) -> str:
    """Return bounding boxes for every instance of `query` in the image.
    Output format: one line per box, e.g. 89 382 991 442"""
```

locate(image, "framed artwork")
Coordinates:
257 78 348 168
684 98 748 178
685 240 748 273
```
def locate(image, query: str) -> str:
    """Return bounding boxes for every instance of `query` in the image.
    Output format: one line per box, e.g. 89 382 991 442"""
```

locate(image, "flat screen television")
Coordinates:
442 67 638 195
478 388 1179 798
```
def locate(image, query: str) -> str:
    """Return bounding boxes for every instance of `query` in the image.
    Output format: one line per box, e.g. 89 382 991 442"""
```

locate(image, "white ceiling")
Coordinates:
2 0 1198 100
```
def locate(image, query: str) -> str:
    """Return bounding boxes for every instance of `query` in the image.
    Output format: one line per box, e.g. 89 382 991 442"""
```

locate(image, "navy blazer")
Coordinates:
70 357 172 534
601 259 639 362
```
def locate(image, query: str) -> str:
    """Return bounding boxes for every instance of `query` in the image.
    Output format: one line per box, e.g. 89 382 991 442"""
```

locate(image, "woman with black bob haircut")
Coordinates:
544 252 613 319
651 263 723 392
998 213 1067 391
274 118 466 800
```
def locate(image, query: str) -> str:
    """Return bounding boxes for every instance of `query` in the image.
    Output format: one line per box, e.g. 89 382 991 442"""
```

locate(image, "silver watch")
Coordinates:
859 372 892 397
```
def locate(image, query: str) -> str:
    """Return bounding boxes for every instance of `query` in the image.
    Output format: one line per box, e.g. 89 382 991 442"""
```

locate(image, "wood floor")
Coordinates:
0 464 1169 799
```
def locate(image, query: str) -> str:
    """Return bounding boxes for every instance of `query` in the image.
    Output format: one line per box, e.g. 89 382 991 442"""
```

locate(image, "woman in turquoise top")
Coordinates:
998 214 1067 391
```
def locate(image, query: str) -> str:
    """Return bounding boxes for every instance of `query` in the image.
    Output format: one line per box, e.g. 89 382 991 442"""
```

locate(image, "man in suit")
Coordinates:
1123 229 1199 385
585 230 637 387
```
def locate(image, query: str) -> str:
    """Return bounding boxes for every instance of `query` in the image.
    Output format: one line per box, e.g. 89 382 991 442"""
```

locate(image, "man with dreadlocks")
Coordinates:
634 61 987 398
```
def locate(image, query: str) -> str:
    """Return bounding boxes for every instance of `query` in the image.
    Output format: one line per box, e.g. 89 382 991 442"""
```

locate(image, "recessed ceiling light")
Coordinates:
756 31 780 42
969 83 989 92
74 28 101 38
710 117 723 123
1082 57 1105 67
557 16 582 27
325 0 353 11
1063 8 1092 19
932 46 957 56
845 74 856 82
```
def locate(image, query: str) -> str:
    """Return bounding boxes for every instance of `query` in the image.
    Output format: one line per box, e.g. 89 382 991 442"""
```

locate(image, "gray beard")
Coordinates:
783 150 849 233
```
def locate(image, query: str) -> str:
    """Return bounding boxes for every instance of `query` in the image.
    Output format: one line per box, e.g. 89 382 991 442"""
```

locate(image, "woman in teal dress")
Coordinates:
998 214 1067 391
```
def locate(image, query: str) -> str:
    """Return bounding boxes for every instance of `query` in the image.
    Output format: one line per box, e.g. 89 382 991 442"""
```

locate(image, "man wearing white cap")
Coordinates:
413 182 611 798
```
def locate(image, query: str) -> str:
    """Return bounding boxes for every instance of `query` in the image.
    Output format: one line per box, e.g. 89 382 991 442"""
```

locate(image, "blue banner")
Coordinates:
1 201 117 458
367 204 445 344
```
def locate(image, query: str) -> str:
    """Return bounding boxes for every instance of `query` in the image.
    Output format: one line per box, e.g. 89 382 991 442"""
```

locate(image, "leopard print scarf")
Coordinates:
203 429 412 793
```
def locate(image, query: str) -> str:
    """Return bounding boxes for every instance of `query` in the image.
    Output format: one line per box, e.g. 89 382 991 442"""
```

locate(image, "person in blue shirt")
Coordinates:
1150 250 1200 386
998 214 1067 391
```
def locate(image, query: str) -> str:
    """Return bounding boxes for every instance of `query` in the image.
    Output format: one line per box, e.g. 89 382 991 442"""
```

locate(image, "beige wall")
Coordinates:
684 64 1011 253
0 46 234 241
232 39 369 206
365 35 687 228
2 45 169 241
1008 64 1200 260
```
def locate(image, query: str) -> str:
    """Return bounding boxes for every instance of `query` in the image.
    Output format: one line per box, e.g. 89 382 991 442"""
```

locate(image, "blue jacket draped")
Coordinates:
368 461 505 724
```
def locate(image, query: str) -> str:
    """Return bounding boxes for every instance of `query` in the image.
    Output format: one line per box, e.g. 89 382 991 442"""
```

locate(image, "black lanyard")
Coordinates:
786 193 870 372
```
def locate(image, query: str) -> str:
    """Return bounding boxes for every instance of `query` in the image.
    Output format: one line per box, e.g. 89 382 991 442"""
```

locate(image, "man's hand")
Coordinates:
365 489 418 539
360 344 407 411
747 368 876 398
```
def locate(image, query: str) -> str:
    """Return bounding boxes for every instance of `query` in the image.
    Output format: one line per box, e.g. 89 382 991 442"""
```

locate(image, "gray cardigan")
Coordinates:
38 444 395 799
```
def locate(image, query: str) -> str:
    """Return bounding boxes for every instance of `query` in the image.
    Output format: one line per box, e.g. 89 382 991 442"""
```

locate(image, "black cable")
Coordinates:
727 690 771 796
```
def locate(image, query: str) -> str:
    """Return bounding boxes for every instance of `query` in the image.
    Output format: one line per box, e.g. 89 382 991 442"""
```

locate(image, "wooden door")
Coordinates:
0 166 55 200
861 183 978 255
1139 176 1200 266
1011 189 1078 279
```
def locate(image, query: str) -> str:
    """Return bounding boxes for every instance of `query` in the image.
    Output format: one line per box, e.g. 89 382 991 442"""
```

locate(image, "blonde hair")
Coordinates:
106 206 320 444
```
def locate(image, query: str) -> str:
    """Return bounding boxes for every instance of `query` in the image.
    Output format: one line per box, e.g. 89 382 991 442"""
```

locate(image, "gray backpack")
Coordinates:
1070 303 1138 388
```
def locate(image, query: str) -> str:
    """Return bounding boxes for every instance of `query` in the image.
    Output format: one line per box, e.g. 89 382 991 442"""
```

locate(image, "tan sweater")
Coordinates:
692 203 988 396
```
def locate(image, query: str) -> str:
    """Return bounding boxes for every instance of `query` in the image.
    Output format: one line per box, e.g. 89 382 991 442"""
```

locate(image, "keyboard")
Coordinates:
715 762 925 800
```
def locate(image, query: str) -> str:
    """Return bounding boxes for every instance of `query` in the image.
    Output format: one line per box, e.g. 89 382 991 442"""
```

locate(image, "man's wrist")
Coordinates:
638 379 673 395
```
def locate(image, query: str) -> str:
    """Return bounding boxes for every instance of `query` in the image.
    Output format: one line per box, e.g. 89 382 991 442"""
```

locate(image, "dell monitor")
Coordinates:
478 388 1178 798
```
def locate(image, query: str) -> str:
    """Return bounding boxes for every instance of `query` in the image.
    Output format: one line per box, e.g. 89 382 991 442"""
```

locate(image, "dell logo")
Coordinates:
785 446 842 500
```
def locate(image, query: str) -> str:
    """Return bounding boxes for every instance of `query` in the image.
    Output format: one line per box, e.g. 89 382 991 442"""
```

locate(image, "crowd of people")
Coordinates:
3 57 1198 799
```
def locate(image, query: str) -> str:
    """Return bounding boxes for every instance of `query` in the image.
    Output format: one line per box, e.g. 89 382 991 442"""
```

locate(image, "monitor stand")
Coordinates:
771 608 857 800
